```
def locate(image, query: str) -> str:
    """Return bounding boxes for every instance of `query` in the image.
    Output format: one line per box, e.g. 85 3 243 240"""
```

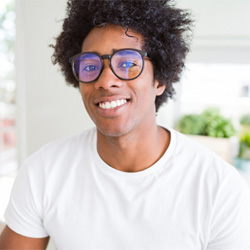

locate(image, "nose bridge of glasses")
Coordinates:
97 54 117 82
101 54 112 60
100 54 112 72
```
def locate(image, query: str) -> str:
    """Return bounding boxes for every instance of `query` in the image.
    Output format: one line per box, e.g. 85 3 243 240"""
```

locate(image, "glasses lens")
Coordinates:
112 50 143 80
73 53 102 82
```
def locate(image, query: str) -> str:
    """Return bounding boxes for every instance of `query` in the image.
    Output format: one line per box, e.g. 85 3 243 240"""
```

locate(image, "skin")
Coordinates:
80 24 170 172
0 24 171 248
0 226 49 249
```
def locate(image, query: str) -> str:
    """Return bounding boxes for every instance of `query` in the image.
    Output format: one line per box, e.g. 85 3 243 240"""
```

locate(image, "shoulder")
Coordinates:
20 127 97 175
169 129 250 247
168 128 248 190
170 128 220 161
40 127 96 155
170 128 231 167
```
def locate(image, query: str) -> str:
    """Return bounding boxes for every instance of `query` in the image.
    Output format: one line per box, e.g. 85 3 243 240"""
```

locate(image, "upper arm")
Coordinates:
0 226 49 250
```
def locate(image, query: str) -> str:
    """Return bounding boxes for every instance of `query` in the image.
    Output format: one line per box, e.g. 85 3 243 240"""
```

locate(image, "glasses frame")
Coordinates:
69 48 148 83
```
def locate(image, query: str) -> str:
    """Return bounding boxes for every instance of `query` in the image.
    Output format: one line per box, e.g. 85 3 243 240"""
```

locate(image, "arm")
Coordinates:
0 226 49 250
3 151 50 246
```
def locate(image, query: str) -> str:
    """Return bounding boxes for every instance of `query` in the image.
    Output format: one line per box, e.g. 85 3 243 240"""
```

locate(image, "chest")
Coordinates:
43 169 209 249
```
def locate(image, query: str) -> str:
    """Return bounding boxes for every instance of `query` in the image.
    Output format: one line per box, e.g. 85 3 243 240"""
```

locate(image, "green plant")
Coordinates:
177 108 235 138
238 133 250 160
240 114 250 126
177 114 205 135
205 115 235 138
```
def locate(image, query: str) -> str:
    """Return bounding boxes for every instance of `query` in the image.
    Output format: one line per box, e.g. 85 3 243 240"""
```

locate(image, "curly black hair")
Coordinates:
51 0 193 112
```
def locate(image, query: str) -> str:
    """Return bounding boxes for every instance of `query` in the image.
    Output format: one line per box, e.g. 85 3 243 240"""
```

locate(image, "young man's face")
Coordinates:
79 24 165 138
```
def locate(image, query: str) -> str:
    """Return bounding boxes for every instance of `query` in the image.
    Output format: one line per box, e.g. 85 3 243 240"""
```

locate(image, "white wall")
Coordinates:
16 0 250 164
158 0 250 127
16 0 94 164
177 0 250 63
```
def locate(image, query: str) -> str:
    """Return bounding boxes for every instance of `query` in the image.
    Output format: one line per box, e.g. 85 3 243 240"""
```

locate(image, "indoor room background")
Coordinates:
1 0 250 245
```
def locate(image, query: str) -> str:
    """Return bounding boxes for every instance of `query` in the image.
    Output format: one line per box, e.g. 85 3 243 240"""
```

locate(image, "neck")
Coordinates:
96 125 170 172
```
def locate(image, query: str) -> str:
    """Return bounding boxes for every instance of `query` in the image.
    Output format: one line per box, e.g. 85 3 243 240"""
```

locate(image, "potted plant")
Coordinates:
240 113 250 133
234 132 250 172
234 113 250 172
177 108 237 163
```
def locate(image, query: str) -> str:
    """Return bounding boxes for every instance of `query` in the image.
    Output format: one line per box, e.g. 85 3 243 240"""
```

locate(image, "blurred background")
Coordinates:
1 0 250 236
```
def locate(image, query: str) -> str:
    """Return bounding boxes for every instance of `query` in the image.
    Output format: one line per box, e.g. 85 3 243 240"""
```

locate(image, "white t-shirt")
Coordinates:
5 128 250 250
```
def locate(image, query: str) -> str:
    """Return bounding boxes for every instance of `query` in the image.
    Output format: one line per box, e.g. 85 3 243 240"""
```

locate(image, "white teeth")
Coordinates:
116 100 121 106
111 101 116 108
99 99 127 110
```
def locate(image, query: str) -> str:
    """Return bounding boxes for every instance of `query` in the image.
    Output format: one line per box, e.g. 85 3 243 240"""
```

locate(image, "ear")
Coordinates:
154 79 166 96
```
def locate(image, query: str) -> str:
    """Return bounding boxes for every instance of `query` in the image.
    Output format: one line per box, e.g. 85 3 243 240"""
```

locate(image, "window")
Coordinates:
179 63 250 129
0 0 17 175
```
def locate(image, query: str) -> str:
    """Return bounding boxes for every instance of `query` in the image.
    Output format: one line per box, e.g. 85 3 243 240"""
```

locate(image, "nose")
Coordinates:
94 60 123 90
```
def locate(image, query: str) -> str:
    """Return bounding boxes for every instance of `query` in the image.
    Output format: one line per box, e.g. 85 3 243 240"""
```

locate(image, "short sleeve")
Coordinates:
4 150 48 238
207 167 250 249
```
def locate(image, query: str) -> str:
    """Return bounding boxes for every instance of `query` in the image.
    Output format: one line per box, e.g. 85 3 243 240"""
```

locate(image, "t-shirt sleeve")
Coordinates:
207 166 250 249
4 150 48 238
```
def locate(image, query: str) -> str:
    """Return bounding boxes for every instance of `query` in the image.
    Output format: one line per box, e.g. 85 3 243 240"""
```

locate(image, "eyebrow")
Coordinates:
82 49 124 55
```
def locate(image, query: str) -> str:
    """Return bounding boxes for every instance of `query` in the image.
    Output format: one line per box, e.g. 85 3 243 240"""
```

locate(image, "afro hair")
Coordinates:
51 0 193 111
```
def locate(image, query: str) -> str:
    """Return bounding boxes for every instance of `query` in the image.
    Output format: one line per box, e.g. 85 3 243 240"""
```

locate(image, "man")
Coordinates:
1 0 250 249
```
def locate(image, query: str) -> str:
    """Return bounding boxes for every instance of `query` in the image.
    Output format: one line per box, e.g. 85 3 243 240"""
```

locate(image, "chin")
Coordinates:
97 125 134 138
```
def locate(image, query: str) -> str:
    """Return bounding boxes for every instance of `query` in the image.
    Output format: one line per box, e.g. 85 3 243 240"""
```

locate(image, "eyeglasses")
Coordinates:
69 48 148 83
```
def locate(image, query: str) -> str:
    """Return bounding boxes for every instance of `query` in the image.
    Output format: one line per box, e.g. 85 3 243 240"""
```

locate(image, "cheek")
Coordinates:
143 63 154 80
135 82 157 109
79 84 89 100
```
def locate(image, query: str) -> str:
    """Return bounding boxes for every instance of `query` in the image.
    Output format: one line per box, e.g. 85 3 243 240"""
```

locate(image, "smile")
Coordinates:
99 99 127 110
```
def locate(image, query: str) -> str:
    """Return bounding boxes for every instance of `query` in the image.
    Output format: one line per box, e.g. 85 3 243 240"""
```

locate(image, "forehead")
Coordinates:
81 25 144 53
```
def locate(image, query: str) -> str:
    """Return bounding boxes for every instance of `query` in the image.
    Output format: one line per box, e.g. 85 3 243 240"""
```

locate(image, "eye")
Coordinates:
83 65 99 72
120 61 137 69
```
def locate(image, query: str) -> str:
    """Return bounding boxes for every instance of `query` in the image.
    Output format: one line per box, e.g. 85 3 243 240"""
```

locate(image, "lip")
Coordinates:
94 96 130 116
94 96 130 105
